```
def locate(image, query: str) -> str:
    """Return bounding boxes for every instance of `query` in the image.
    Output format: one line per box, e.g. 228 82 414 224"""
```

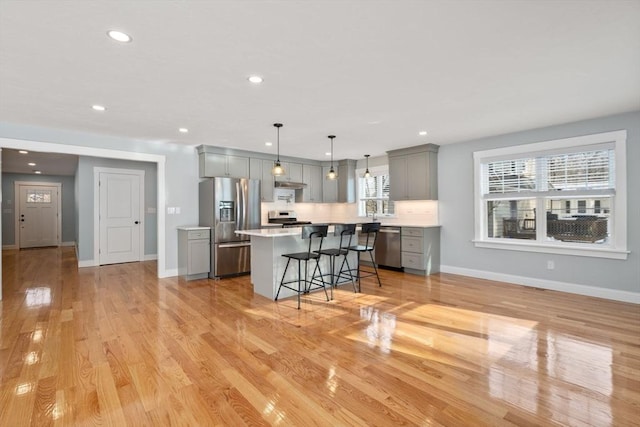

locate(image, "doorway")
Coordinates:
15 182 62 248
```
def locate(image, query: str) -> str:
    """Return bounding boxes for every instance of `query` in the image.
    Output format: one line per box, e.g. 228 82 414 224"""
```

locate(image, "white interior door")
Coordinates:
99 171 143 265
18 184 60 248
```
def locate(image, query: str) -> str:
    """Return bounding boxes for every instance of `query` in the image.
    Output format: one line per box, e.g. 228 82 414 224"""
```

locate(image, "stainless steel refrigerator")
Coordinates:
199 177 261 278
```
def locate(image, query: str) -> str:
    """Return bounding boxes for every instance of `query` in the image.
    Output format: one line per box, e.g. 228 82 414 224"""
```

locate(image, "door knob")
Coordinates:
134 221 139 224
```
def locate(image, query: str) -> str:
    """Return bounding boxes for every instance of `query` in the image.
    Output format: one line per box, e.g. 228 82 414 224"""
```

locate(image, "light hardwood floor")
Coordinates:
1 247 638 426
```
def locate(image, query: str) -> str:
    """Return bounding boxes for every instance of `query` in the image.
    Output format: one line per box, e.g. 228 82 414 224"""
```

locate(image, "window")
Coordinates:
26 190 52 203
474 130 628 259
357 165 394 217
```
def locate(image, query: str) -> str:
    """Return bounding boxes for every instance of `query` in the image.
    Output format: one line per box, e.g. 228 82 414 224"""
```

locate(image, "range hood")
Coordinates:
274 181 307 190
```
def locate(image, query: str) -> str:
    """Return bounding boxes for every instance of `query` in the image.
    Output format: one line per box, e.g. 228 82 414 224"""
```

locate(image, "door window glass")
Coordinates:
26 190 52 203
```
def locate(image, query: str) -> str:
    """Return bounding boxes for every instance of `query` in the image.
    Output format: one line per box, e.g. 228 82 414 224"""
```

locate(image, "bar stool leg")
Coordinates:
297 259 302 309
275 258 292 302
369 250 382 287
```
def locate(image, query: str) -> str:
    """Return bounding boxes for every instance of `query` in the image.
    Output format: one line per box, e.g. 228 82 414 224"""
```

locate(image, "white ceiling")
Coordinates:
0 0 638 163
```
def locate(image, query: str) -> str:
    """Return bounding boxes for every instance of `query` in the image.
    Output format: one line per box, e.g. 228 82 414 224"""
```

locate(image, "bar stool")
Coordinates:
340 222 382 292
275 225 329 309
314 224 357 299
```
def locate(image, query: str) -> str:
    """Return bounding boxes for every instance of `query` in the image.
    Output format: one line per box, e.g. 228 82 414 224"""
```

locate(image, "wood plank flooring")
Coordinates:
1 247 639 426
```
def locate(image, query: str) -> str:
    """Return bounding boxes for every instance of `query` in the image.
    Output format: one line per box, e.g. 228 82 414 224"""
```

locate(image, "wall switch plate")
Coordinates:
547 260 555 270
175 207 181 214
167 207 175 214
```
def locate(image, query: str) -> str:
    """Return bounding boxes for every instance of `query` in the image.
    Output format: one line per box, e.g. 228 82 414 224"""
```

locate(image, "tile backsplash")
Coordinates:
261 199 439 226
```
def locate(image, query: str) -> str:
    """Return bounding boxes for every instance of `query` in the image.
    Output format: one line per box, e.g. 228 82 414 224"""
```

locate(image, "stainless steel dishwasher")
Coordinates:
375 226 402 269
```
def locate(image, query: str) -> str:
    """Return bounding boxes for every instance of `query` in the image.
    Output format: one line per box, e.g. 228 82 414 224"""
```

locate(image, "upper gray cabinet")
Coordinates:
199 152 249 178
302 164 323 202
249 158 275 202
274 162 303 182
387 144 439 200
322 166 338 202
337 159 356 203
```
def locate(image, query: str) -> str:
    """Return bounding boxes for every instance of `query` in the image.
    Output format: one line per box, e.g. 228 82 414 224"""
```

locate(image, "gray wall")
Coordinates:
439 110 640 293
2 173 76 246
76 156 157 261
0 122 199 273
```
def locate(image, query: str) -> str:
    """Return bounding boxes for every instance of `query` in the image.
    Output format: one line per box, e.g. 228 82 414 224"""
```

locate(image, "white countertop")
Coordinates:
237 228 302 237
176 226 211 231
238 223 441 238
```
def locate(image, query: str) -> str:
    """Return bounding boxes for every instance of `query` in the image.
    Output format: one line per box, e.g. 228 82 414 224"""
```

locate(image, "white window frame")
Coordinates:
356 165 394 218
473 130 628 260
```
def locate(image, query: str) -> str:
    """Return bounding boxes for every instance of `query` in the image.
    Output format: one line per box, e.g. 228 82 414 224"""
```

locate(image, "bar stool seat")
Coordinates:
314 224 357 299
339 222 382 292
275 225 329 309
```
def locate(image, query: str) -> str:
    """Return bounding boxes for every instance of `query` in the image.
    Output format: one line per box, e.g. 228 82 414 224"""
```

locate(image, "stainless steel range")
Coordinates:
267 210 312 227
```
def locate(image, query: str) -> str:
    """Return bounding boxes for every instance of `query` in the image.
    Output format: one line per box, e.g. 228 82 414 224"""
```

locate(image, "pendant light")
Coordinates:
326 135 337 180
272 123 285 176
363 154 371 178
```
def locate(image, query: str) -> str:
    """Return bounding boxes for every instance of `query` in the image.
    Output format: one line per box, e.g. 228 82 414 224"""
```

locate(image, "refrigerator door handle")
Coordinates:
218 242 251 248
235 181 243 230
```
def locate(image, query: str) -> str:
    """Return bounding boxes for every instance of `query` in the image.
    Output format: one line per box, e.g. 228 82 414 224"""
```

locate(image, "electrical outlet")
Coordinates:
547 260 555 270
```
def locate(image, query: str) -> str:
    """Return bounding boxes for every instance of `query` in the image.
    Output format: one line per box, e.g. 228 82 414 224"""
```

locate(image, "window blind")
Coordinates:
482 148 615 196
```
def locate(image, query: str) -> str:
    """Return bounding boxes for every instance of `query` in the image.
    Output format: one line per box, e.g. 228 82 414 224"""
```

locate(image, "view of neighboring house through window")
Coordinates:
473 130 628 259
357 165 393 217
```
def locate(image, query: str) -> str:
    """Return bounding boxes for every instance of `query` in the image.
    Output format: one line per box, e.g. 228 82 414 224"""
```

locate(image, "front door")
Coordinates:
98 171 143 265
18 184 60 248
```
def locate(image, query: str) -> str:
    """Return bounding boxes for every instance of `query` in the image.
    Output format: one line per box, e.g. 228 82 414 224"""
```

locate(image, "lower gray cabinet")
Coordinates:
178 227 211 280
400 227 440 275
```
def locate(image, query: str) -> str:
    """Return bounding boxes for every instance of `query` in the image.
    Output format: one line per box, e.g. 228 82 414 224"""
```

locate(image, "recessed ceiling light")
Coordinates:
325 152 332 156
28 162 36 166
367 120 381 125
419 130 428 136
178 128 189 133
107 30 132 43
92 105 106 111
265 142 272 146
34 170 42 174
248 75 263 84
19 150 29 154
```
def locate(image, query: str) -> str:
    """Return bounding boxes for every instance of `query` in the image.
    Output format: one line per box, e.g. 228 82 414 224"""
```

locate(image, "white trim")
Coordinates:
61 241 75 247
93 167 145 265
0 137 166 279
473 130 628 257
473 240 629 260
2 245 17 250
164 268 178 278
440 264 640 304
78 259 98 268
144 254 158 261
14 181 62 248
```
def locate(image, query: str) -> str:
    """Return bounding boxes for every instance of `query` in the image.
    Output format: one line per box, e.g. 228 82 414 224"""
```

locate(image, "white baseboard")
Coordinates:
61 241 75 247
2 245 17 250
78 259 98 268
440 265 640 304
161 268 179 278
144 254 158 261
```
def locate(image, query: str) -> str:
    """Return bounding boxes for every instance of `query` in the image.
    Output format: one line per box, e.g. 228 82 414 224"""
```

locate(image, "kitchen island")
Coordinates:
236 227 358 301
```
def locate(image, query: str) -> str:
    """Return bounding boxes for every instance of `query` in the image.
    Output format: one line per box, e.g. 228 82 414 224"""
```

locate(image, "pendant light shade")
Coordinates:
363 154 371 178
326 135 337 180
272 123 285 176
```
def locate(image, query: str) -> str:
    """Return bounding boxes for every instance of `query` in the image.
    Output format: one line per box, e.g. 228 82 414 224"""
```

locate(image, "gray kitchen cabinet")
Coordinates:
400 227 440 275
249 158 275 202
337 159 356 203
302 164 323 202
274 162 303 182
177 227 211 280
388 144 438 200
199 153 249 178
322 166 338 202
